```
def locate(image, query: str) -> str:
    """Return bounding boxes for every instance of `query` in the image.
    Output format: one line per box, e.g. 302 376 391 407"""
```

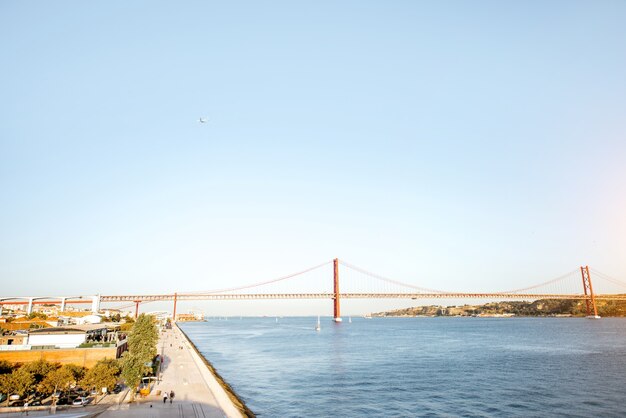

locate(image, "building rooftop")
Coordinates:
29 324 112 334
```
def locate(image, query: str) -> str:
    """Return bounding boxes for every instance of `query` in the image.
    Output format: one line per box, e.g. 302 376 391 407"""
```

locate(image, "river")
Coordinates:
179 317 626 417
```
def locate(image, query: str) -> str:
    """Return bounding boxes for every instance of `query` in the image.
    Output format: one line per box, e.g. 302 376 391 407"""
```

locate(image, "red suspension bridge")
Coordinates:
3 259 626 320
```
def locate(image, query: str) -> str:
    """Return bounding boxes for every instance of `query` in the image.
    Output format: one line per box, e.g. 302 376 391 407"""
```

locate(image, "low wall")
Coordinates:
0 347 118 368
176 324 252 418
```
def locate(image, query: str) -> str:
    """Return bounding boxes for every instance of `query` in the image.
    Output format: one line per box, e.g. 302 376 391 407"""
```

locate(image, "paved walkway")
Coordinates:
0 326 244 418
100 325 243 418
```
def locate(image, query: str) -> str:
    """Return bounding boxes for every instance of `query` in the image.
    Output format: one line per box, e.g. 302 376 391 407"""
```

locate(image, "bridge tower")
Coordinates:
134 300 142 319
580 266 599 318
91 294 101 314
333 258 342 322
173 292 178 322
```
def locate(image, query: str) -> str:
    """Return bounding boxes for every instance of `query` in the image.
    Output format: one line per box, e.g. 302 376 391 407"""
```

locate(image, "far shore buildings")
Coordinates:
176 310 205 322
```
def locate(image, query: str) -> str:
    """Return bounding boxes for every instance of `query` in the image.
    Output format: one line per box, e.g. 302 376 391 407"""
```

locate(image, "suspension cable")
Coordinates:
338 260 447 293
498 270 579 294
589 269 626 290
186 260 333 294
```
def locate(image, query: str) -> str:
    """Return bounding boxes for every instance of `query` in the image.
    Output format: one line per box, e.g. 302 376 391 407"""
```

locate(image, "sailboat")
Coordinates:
349 317 352 323
315 316 321 331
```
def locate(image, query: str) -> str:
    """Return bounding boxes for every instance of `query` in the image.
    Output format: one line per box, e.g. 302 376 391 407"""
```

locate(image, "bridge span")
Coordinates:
2 260 625 319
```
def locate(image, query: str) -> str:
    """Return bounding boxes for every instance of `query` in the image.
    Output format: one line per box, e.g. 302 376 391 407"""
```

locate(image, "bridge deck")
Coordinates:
98 293 626 302
3 293 625 305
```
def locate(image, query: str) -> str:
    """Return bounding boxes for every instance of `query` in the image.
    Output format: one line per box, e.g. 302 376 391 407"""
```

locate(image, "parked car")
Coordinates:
56 397 70 405
112 384 122 394
9 400 24 407
72 397 89 407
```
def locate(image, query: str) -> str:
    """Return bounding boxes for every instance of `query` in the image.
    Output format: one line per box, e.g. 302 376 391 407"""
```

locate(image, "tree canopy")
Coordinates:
21 359 57 384
0 360 14 375
81 358 120 400
120 314 158 401
128 314 158 359
0 375 13 406
0 368 35 405
37 364 82 396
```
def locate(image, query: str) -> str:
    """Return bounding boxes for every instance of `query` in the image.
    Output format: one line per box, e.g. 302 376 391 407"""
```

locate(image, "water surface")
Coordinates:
180 317 626 417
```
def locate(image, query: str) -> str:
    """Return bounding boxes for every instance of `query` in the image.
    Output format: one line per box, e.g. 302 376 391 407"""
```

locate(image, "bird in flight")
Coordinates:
198 117 208 124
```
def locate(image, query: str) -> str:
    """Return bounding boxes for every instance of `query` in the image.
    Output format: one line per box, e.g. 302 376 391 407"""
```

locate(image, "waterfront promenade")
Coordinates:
0 325 244 418
100 324 244 418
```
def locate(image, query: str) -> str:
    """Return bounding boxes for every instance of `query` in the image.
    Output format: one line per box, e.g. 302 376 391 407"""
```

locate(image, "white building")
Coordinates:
75 314 103 325
27 325 108 349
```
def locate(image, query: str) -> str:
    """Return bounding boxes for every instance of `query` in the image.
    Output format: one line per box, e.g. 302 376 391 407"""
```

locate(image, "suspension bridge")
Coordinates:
2 259 626 320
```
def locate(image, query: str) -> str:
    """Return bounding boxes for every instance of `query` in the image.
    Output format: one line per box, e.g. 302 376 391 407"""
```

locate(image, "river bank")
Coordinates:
176 324 254 418
372 298 626 317
94 324 245 418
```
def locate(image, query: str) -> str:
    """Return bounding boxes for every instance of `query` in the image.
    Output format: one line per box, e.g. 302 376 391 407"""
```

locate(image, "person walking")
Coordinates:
163 392 168 404
169 390 175 404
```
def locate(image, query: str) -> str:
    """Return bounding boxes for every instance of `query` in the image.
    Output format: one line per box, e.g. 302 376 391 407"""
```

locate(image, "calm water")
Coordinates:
179 317 626 417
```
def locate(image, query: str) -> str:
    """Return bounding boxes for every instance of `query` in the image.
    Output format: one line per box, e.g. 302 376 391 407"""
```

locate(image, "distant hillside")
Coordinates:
372 298 626 317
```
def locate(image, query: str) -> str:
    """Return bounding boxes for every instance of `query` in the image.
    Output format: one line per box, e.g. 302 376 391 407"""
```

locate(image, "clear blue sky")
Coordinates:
1 1 625 315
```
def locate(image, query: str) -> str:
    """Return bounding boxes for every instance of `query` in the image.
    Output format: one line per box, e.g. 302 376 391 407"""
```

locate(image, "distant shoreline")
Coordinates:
372 298 626 318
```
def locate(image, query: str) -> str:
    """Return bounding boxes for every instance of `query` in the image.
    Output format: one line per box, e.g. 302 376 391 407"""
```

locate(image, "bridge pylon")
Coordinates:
134 300 142 319
91 294 101 314
333 258 342 322
173 292 178 322
580 266 599 318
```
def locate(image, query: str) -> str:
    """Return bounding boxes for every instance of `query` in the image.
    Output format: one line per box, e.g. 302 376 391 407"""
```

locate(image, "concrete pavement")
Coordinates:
0 325 245 418
99 324 244 418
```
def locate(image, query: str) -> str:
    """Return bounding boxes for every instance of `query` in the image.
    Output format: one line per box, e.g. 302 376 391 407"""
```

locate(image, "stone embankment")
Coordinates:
98 324 249 418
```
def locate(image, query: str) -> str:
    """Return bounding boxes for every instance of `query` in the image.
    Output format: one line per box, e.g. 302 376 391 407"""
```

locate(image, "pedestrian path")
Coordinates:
98 325 243 418
0 326 243 418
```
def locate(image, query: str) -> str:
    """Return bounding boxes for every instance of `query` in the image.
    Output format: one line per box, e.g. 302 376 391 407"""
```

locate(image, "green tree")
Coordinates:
80 359 120 402
120 314 158 401
21 359 57 383
37 366 74 396
62 364 86 384
11 368 35 398
0 360 14 374
128 314 158 361
120 352 147 402
0 374 12 406
0 368 35 404
119 322 133 331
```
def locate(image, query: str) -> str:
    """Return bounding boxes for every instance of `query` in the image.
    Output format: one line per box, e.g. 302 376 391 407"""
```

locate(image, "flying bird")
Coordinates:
198 117 208 124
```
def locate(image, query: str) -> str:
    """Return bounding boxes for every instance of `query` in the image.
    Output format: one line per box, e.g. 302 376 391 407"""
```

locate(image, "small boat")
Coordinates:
586 315 601 319
348 317 352 323
315 316 321 331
